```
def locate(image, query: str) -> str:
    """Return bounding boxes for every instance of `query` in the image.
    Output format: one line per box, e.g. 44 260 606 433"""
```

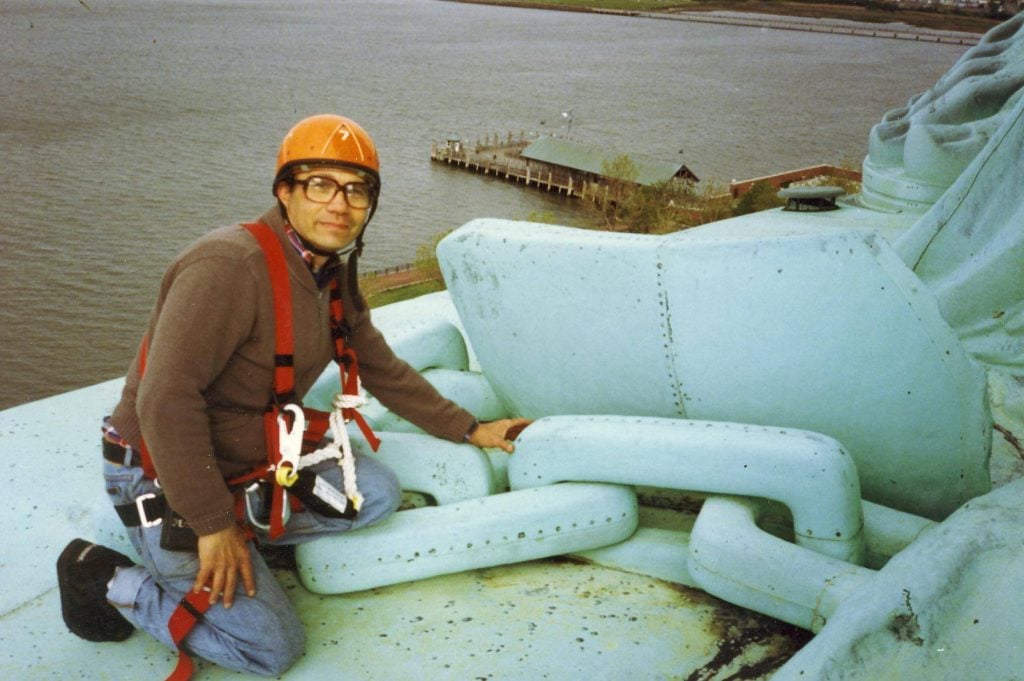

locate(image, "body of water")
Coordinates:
0 0 968 408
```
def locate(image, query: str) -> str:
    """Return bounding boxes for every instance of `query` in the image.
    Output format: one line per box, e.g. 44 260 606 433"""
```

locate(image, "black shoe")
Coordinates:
57 539 136 642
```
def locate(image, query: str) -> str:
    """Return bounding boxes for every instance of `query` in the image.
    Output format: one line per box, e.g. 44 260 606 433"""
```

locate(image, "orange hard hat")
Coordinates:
274 114 380 192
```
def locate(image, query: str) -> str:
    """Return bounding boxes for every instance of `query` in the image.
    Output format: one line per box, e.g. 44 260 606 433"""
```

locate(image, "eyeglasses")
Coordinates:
294 176 373 209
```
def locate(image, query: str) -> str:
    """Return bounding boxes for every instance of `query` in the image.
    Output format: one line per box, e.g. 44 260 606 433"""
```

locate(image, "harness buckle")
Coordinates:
135 493 163 528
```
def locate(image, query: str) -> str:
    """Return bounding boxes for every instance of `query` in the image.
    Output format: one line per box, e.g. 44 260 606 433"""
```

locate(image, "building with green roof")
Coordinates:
520 136 698 186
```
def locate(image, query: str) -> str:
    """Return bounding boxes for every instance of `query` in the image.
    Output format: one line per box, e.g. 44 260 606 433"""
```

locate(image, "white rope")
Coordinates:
298 391 366 512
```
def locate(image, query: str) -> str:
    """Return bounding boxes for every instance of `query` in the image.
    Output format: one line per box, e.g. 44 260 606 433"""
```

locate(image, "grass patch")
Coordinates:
365 279 447 308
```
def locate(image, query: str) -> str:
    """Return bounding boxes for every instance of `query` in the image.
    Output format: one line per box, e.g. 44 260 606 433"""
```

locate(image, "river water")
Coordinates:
0 0 969 409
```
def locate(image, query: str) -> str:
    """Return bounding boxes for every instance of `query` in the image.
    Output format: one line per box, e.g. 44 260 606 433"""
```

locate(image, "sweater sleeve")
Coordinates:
347 304 477 443
135 253 261 535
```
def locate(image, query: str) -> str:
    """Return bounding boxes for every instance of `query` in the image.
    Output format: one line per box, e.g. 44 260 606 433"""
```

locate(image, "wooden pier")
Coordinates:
431 134 591 198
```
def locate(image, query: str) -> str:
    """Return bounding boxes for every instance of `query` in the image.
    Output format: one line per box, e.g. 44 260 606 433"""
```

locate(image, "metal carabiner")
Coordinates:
243 482 290 531
275 404 304 487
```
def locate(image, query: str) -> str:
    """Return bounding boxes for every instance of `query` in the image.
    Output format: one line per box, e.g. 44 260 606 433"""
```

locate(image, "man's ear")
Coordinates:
274 180 292 204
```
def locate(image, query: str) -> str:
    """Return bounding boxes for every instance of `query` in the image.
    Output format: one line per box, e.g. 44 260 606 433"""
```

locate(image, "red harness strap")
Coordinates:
242 221 300 540
242 222 297 404
164 590 214 681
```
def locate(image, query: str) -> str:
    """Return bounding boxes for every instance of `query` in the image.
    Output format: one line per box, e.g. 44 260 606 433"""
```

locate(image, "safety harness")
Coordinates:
123 221 380 681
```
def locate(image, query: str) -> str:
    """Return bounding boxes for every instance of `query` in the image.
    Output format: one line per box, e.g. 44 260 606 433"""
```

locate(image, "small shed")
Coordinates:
443 134 464 155
520 136 699 186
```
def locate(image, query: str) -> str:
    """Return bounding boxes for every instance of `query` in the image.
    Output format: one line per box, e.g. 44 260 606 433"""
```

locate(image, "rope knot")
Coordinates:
297 388 367 514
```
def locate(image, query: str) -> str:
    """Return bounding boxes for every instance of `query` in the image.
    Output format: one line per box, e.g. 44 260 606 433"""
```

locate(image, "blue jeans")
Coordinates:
103 452 401 677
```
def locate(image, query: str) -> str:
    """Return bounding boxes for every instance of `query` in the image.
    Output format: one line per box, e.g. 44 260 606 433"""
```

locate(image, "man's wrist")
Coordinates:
463 419 480 442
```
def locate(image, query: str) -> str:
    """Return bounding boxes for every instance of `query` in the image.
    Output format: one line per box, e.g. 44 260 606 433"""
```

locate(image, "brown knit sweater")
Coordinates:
110 208 476 536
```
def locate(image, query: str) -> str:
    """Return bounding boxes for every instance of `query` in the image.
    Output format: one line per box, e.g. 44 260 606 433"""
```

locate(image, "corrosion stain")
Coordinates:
887 589 924 646
994 423 1023 460
674 586 813 680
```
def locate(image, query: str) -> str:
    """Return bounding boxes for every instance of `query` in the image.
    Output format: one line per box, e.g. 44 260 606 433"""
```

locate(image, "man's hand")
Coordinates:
193 524 256 608
468 418 532 454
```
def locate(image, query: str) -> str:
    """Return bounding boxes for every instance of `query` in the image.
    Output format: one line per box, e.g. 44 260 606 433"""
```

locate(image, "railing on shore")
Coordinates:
363 262 417 279
729 164 862 198
359 262 439 297
584 8 981 46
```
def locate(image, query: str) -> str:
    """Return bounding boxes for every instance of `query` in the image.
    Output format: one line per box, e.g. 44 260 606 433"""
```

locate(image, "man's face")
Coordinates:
275 167 371 253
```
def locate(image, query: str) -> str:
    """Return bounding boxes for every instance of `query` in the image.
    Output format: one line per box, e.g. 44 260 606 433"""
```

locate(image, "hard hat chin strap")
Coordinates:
289 224 343 258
